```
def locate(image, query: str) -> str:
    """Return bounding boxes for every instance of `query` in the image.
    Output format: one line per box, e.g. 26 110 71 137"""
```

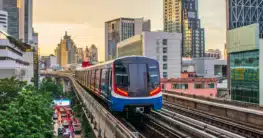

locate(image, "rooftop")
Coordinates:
161 78 217 83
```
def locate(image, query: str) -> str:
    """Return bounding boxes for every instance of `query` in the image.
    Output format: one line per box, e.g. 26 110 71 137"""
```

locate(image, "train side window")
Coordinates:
95 69 101 90
108 68 112 91
87 70 90 87
92 70 96 88
101 69 109 95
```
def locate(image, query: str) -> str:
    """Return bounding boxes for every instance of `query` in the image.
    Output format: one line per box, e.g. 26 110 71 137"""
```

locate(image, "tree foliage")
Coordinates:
40 77 63 98
0 77 27 105
0 77 62 138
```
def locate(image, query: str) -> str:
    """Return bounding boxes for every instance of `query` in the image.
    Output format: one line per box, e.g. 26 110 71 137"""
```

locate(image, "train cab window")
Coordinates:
115 64 129 87
148 64 160 89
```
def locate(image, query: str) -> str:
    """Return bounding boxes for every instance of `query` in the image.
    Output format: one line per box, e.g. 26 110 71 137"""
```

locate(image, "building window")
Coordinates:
194 83 204 89
208 83 215 88
163 72 167 78
163 64 167 70
163 55 167 62
172 84 188 89
162 39 168 45
156 46 160 53
162 84 165 90
163 47 167 53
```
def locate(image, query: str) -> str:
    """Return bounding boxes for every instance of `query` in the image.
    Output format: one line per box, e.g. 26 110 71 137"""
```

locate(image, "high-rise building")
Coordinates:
117 31 182 79
55 31 77 67
2 0 33 43
89 44 98 63
83 45 98 63
2 0 23 40
226 0 263 106
226 0 263 38
84 46 89 62
105 17 151 61
0 10 8 33
164 0 205 58
24 0 33 44
77 48 84 64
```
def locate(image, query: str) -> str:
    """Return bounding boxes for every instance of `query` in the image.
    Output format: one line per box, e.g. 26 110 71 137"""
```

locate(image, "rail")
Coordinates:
163 92 263 128
41 72 139 138
163 101 263 138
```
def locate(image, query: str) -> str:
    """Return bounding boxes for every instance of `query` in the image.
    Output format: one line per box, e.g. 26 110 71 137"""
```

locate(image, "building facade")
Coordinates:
2 0 23 40
226 0 263 105
164 0 205 58
105 17 150 61
41 55 57 69
182 57 227 78
0 33 30 81
1 0 33 43
55 32 77 67
161 75 218 98
226 23 263 105
83 44 98 63
24 0 33 44
89 44 98 63
205 49 222 59
77 48 84 64
226 0 263 38
0 10 8 33
117 31 182 79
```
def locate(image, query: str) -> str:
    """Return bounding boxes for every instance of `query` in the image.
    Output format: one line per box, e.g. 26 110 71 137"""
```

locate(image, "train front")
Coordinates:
111 56 162 113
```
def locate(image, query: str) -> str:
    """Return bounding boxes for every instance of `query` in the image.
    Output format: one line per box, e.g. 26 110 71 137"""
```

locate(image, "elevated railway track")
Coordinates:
41 71 263 138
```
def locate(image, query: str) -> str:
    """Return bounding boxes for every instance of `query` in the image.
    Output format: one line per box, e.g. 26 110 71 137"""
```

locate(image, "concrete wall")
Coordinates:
0 69 16 79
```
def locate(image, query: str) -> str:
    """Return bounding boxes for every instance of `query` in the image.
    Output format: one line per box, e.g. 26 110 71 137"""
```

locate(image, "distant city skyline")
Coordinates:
33 0 226 61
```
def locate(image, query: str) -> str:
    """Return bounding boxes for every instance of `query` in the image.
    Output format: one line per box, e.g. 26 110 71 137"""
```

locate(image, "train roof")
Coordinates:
76 55 155 71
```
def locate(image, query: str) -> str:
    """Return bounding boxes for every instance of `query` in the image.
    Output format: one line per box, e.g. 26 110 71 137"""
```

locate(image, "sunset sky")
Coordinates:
33 0 226 61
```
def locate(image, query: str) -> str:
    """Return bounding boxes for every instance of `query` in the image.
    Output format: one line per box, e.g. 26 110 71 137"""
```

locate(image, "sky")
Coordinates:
33 0 226 61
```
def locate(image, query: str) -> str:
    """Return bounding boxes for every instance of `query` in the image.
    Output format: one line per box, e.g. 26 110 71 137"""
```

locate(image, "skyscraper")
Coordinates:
3 0 22 40
0 10 8 33
164 0 205 58
89 44 98 63
226 0 263 37
105 18 150 61
226 0 263 105
77 48 84 64
24 0 33 44
55 31 78 67
2 0 33 43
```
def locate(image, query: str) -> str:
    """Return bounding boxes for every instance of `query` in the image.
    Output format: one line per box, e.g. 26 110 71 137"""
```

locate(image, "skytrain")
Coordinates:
75 56 162 113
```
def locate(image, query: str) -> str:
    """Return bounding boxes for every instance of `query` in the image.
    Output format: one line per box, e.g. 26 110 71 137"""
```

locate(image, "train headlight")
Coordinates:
149 87 161 96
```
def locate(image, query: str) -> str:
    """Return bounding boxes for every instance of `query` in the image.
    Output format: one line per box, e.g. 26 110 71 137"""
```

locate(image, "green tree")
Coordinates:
0 77 27 105
40 77 63 97
0 77 61 138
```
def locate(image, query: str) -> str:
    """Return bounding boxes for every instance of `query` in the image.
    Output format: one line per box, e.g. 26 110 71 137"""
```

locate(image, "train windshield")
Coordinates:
115 62 160 97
